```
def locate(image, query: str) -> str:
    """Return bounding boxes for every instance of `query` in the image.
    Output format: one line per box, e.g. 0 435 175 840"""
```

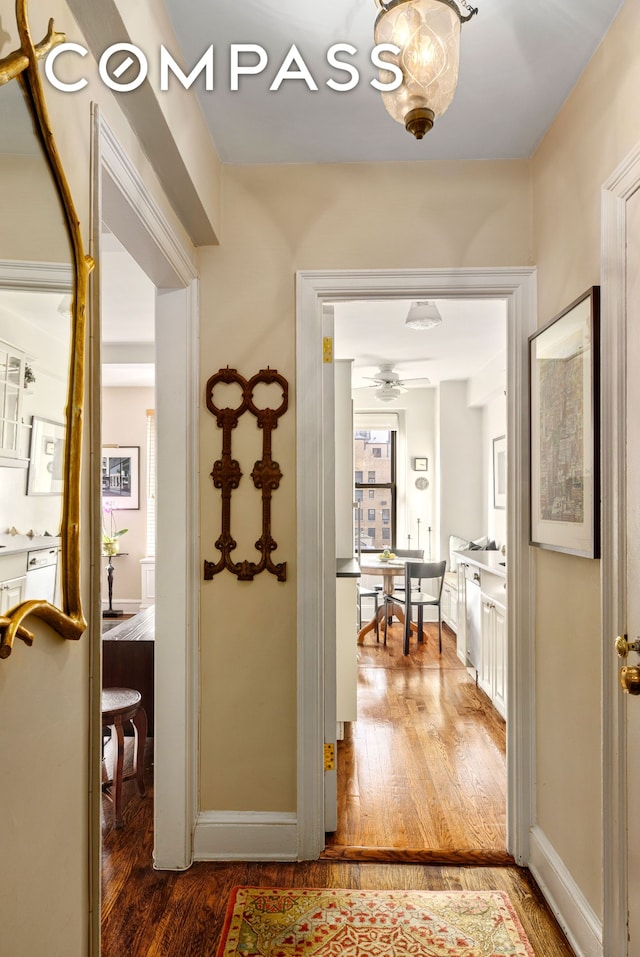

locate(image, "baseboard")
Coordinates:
101 598 141 614
529 826 603 957
193 811 298 861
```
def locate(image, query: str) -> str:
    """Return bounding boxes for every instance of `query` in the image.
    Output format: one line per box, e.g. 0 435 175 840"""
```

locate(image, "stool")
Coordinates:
101 687 147 828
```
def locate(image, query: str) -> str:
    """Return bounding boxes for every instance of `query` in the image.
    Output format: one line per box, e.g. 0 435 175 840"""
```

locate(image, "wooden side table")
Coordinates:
101 687 147 827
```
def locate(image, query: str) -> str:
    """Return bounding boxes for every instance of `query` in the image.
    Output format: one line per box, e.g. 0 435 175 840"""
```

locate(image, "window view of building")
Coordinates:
354 429 396 550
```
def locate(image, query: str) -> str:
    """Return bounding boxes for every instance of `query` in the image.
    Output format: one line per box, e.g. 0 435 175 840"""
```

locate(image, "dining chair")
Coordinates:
380 548 425 597
384 560 446 655
357 582 379 640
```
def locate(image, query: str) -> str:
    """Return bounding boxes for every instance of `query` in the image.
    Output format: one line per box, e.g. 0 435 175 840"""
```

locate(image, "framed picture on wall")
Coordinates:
529 287 600 558
27 416 66 495
101 446 140 509
492 435 506 509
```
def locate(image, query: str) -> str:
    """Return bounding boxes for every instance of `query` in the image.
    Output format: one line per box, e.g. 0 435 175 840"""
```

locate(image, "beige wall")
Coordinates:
102 387 154 604
198 159 532 810
531 0 640 918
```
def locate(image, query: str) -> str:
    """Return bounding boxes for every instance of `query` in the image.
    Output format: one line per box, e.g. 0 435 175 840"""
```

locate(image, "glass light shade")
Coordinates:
375 0 461 138
405 300 443 329
376 386 403 401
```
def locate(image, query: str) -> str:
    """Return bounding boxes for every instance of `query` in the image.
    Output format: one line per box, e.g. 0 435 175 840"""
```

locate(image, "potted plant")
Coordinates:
102 500 128 556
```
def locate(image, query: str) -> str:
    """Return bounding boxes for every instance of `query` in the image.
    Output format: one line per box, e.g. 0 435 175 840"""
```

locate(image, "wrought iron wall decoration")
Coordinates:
204 367 288 582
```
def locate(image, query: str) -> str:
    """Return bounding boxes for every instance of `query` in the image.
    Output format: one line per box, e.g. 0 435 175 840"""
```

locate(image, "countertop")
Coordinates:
336 558 361 579
455 549 507 578
0 533 60 556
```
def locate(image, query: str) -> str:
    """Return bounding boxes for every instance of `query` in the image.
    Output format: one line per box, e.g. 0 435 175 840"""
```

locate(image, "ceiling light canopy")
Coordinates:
374 0 478 139
405 300 443 330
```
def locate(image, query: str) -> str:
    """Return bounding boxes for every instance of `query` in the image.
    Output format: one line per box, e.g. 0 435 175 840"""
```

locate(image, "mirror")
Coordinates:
0 0 92 657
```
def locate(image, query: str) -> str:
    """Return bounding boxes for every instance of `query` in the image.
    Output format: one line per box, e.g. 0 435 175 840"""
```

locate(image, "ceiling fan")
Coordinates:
362 364 431 402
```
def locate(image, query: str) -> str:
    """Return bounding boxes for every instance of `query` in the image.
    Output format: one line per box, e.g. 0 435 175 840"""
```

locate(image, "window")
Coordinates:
355 488 363 502
353 428 396 551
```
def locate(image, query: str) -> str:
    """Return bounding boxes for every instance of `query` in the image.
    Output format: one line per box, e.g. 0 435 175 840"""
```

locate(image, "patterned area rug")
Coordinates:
216 886 536 956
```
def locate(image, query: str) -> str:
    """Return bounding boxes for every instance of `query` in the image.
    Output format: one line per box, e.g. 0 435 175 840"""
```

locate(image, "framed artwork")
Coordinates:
27 416 66 495
492 435 506 509
529 287 600 558
413 457 428 471
101 446 140 509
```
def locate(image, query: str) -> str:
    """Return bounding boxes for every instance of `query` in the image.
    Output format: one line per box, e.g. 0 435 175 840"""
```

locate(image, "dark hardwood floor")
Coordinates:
101 621 574 956
102 765 574 956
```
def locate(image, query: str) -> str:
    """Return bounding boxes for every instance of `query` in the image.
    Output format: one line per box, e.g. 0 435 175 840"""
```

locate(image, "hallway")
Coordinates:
100 626 574 956
101 767 574 956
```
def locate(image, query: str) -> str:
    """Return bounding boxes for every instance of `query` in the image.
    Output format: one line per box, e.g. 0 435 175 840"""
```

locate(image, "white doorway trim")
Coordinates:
90 107 199 884
600 142 640 957
296 267 537 862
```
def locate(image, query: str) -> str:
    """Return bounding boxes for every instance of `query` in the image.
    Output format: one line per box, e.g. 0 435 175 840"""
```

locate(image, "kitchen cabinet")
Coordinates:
0 538 60 613
336 560 360 739
480 594 507 718
441 573 458 634
454 549 507 717
0 339 26 461
0 574 26 613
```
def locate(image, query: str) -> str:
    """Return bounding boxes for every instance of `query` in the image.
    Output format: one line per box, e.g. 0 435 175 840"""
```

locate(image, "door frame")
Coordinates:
295 267 537 861
90 106 199 916
600 142 640 957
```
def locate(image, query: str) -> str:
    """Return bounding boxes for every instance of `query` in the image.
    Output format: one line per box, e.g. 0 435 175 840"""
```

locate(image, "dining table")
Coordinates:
356 554 419 645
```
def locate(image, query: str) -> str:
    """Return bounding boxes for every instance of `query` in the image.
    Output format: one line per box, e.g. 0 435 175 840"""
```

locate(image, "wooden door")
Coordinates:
624 186 640 956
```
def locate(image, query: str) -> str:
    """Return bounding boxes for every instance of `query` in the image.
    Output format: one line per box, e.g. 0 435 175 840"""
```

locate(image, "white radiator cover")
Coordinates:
139 558 155 609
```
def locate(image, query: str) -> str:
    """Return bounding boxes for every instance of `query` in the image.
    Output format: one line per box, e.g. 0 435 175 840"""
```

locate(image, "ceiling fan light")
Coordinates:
374 0 476 139
376 385 403 401
405 300 443 330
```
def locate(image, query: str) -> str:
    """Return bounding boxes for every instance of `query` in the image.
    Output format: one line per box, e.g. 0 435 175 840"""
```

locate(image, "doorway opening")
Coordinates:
327 296 509 857
295 267 536 865
90 108 199 950
100 228 156 839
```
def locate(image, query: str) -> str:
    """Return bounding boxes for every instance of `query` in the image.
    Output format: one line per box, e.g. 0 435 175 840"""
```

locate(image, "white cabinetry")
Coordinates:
336 572 358 737
0 575 26 613
455 549 507 717
0 551 27 613
479 594 507 719
441 572 458 633
0 338 26 461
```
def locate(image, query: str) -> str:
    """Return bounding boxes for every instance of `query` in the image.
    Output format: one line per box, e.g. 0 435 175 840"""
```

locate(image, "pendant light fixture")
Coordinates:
374 0 478 140
405 300 443 330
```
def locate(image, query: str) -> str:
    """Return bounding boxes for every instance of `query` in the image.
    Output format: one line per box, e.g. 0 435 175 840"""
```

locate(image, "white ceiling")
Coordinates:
162 0 623 164
334 298 506 391
101 231 155 388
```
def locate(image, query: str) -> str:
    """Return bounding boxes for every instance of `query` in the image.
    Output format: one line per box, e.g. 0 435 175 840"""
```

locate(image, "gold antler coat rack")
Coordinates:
204 367 288 582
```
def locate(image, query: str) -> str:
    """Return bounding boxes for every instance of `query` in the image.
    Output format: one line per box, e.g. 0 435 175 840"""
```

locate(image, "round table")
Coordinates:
356 556 410 644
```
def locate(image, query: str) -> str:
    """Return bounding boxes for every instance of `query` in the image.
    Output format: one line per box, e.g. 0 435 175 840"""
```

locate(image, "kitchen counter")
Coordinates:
0 533 60 555
455 549 506 578
336 558 361 579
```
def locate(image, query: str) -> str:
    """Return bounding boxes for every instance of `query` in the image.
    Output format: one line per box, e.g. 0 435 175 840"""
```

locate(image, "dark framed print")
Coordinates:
492 435 506 509
529 287 600 558
101 446 140 509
